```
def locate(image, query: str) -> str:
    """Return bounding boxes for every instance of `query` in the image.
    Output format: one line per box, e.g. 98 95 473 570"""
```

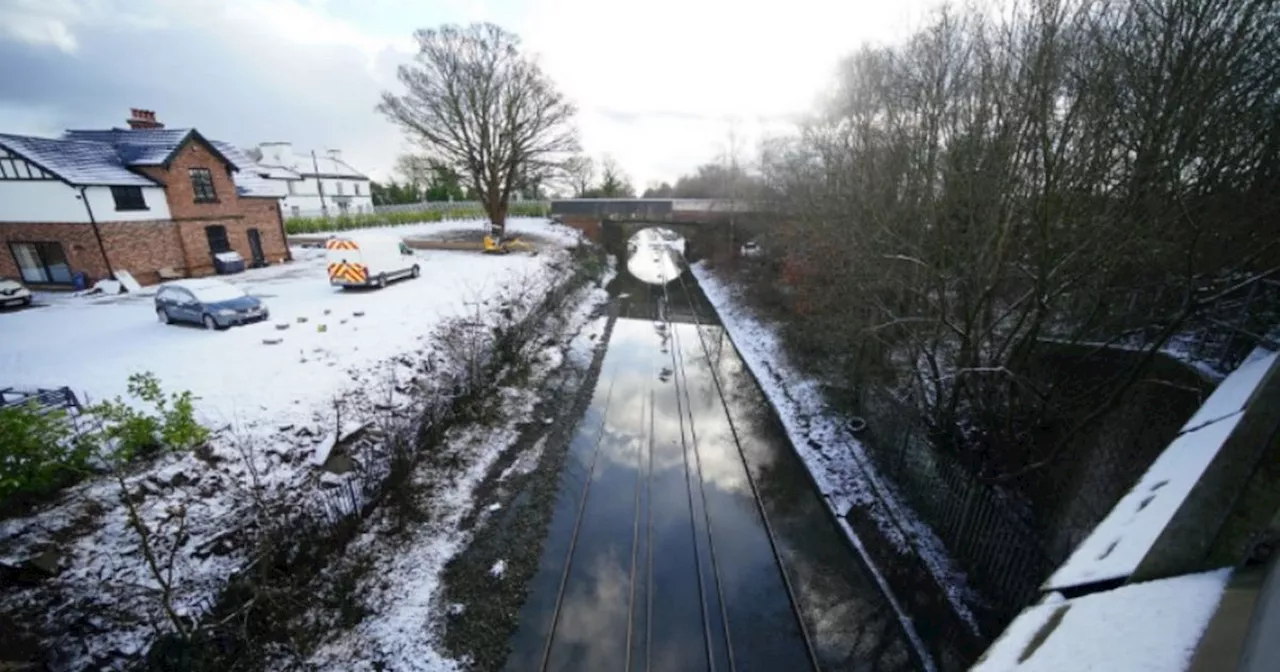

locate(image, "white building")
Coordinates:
255 142 373 218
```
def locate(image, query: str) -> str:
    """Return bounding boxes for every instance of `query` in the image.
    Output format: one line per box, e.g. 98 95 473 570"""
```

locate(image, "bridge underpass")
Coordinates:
550 199 762 262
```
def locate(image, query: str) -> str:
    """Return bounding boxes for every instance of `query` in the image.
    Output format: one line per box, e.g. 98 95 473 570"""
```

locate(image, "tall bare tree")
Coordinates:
761 0 1280 476
379 23 577 237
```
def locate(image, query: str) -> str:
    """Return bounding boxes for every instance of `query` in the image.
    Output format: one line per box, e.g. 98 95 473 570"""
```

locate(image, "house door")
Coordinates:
204 225 230 258
9 242 72 284
247 228 266 267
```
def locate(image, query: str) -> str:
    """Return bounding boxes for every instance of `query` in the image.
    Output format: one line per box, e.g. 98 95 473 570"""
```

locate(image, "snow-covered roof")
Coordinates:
63 128 212 166
1 127 293 197
259 150 368 180
0 133 158 187
258 164 301 180
209 141 288 198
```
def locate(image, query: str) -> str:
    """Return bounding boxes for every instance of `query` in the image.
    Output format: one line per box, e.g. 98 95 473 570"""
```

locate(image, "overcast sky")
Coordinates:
0 0 936 188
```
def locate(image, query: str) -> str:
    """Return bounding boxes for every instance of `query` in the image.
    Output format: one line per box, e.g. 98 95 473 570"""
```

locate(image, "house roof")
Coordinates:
63 128 238 169
209 141 288 198
0 133 158 187
259 151 368 180
257 164 302 180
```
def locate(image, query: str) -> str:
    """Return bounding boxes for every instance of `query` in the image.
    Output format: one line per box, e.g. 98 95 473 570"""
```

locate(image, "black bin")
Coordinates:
213 251 246 275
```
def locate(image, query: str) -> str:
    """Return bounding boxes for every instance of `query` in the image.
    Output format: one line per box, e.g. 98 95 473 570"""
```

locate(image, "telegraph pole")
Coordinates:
312 150 329 218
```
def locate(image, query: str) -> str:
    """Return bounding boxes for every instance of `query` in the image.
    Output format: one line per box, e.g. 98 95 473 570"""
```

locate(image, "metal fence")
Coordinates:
861 393 1054 623
372 200 550 215
854 275 1279 630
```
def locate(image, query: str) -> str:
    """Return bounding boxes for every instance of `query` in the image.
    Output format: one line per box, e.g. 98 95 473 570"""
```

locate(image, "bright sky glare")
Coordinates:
0 0 939 188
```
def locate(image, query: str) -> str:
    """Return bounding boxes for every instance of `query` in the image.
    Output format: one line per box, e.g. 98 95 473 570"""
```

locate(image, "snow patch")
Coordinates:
488 559 506 578
500 436 548 482
975 569 1231 671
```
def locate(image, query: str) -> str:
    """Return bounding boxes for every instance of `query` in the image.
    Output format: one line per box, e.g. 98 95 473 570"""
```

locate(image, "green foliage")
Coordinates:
0 402 89 503
370 179 423 205
284 203 551 235
89 373 209 462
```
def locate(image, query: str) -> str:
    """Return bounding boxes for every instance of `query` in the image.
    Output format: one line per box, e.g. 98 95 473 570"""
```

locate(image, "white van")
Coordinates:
325 235 420 288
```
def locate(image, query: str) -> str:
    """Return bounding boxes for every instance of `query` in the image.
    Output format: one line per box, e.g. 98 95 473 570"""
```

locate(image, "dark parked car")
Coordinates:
155 278 268 330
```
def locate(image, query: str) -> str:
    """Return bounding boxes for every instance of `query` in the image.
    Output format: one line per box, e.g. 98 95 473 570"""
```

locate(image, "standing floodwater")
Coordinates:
505 231 918 671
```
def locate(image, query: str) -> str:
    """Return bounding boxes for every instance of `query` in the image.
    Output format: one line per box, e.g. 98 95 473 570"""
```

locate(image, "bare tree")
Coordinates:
379 23 577 237
394 153 434 190
563 154 595 197
596 155 635 197
760 0 1280 477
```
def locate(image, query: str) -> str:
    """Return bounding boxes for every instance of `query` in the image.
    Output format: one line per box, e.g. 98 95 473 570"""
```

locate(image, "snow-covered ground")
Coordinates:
306 281 610 671
2 245 543 438
690 262 979 662
0 219 588 670
1045 345 1277 591
302 216 587 249
974 568 1231 671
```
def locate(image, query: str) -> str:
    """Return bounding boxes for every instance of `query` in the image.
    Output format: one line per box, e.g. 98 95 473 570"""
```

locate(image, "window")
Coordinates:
287 180 296 195
354 183 361 196
110 186 147 211
9 242 72 284
189 168 217 203
336 181 344 195
0 156 56 180
291 205 300 217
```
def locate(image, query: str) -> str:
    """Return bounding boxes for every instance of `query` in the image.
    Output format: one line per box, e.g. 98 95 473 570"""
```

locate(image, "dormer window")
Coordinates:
189 168 217 203
110 186 147 211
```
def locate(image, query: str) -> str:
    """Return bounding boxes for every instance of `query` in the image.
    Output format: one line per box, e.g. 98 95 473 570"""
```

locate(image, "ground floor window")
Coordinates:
291 205 300 217
205 225 230 255
9 241 72 284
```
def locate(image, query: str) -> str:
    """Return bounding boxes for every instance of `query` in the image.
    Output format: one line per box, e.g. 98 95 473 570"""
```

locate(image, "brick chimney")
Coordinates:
126 108 164 130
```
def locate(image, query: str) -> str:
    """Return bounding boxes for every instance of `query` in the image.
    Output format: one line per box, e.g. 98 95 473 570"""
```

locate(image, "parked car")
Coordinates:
0 277 32 308
325 235 420 289
155 278 268 330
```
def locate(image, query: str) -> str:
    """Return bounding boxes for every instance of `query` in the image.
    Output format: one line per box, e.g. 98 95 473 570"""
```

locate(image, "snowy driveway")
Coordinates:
0 246 548 435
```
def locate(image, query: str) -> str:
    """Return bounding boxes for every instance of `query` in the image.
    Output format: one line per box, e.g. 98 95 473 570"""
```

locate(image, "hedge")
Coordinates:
284 203 550 236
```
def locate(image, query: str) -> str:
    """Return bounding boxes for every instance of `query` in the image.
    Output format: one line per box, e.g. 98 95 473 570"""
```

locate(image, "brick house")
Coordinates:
0 109 291 287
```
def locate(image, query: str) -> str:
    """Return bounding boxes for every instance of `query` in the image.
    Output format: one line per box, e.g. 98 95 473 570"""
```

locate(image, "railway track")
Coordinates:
532 258 819 671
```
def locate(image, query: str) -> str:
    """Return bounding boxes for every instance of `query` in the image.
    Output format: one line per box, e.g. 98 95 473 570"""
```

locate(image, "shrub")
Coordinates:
0 402 90 503
89 373 209 461
283 203 550 235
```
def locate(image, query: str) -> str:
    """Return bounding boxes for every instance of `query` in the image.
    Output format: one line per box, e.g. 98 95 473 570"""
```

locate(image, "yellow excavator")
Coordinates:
482 221 534 254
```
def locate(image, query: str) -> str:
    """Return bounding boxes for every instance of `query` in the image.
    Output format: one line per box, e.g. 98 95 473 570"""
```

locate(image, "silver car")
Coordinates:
155 278 268 330
0 277 32 308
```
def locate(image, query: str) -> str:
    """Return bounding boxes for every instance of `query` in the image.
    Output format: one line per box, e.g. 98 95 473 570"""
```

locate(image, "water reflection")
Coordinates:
626 228 686 285
504 261 916 671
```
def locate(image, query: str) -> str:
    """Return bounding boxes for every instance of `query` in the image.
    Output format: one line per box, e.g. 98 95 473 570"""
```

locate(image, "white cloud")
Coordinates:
0 0 86 53
0 0 944 186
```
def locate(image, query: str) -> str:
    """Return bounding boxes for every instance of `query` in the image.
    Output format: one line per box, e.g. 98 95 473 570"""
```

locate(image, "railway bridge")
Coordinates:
550 198 763 260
